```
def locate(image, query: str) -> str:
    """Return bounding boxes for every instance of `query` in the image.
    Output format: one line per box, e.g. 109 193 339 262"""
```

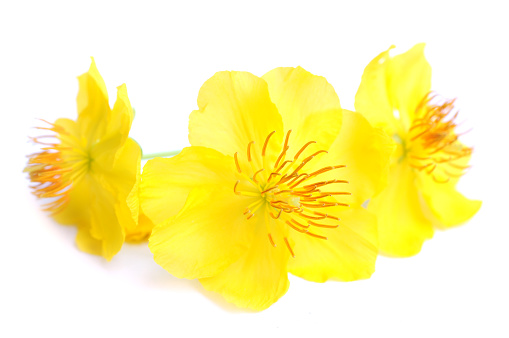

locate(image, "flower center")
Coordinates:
25 120 89 213
233 130 350 257
406 93 472 183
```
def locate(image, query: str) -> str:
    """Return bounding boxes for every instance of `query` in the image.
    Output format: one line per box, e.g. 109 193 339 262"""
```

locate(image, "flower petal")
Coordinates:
355 46 401 135
287 206 378 283
387 43 431 129
262 67 342 156
189 71 284 169
61 175 125 261
149 186 256 279
106 138 143 241
369 161 433 257
199 214 290 311
90 84 134 169
418 177 482 229
76 58 111 141
141 146 239 226
306 110 395 207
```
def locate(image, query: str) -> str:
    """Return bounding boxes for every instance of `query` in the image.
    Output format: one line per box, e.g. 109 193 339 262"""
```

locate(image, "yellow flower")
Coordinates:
141 67 393 310
25 58 147 260
355 44 482 257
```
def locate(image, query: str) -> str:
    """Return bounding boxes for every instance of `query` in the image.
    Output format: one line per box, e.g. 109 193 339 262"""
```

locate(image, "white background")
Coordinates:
1 1 508 337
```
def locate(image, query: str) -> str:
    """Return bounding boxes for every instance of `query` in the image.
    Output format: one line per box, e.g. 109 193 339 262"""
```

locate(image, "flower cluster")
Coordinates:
26 45 480 310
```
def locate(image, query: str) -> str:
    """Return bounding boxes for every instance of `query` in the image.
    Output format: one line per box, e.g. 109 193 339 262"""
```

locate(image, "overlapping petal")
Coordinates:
262 67 342 158
368 162 433 257
355 46 400 135
76 58 110 141
141 146 239 225
288 206 378 283
387 43 431 129
149 186 256 279
189 71 284 169
308 110 394 206
200 214 290 311
418 177 482 229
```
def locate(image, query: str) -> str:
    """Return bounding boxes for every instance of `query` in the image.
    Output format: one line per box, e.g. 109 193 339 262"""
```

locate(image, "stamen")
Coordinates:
252 168 265 183
286 173 307 186
297 213 327 220
268 233 277 247
234 152 242 173
288 174 309 188
284 237 295 258
275 160 293 174
290 219 310 229
274 190 293 195
270 209 282 219
286 220 307 233
274 146 289 170
302 179 349 189
447 163 471 170
305 231 327 240
267 172 281 182
308 165 346 178
283 130 292 151
247 141 255 162
301 150 328 163
426 164 437 174
294 141 316 160
308 220 339 228
262 131 276 157
444 170 465 178
313 211 339 220
261 185 279 194
409 163 433 171
432 175 450 184
234 181 259 197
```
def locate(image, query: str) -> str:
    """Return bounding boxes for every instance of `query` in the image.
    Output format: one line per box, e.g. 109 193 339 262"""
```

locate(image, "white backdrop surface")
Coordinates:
1 1 507 337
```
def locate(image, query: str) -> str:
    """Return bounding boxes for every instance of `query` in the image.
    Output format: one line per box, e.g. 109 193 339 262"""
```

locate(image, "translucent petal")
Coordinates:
369 161 433 257
149 186 257 279
288 206 378 282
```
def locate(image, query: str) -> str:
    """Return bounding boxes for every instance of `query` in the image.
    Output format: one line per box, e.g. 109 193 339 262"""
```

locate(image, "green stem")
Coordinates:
141 150 181 160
